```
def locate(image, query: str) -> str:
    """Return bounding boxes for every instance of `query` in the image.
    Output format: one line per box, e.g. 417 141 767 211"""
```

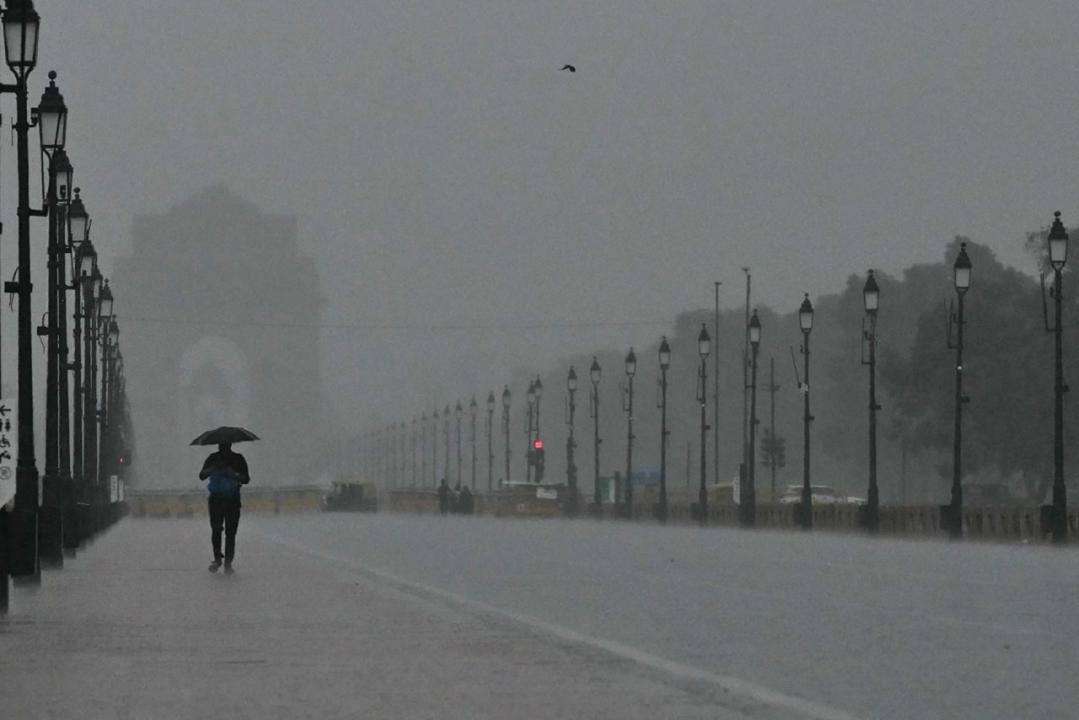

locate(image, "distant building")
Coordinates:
112 186 327 488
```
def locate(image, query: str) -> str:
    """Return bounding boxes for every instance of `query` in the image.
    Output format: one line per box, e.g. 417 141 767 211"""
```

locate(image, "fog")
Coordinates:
3 1 1078 483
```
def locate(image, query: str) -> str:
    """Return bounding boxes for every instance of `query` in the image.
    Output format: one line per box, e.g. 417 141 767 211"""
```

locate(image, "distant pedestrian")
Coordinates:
437 478 450 515
459 485 474 515
199 441 250 573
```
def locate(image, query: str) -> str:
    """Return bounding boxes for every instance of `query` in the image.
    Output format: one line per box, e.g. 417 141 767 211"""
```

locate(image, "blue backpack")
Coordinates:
207 471 241 497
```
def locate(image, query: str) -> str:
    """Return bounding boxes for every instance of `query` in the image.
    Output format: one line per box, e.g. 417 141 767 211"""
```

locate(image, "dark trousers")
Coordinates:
208 495 241 562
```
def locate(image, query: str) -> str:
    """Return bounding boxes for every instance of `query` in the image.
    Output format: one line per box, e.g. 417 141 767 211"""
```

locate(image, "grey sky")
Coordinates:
16 0 1079 430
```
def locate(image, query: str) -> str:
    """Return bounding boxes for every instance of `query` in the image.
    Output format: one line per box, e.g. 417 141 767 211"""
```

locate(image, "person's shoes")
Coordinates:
208 559 222 573
224 561 234 574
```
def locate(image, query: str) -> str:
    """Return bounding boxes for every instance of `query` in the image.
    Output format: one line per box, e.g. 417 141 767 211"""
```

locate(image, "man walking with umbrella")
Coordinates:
193 426 257 573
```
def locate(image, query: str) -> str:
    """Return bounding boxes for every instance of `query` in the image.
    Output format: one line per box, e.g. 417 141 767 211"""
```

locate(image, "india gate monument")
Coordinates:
112 186 328 489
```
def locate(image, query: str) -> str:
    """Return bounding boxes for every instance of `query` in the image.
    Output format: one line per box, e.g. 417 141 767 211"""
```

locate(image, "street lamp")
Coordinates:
455 401 463 488
589 357 602 513
526 380 536 483
534 376 543 438
38 72 69 567
796 295 813 530
502 386 511 486
1046 213 1068 543
946 249 971 538
420 412 428 487
566 366 578 516
2 1 39 81
443 404 451 485
697 324 710 525
657 337 671 523
622 348 636 518
54 160 77 551
469 396 477 490
432 408 440 486
83 268 103 530
486 391 495 491
744 310 762 528
411 416 418 486
2 0 42 578
861 274 881 533
72 230 94 498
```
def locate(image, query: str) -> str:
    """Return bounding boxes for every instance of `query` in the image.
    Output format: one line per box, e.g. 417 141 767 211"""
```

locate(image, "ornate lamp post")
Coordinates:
100 317 118 510
432 408 440 485
501 386 511 486
38 71 69 565
3 0 42 577
946 251 970 537
622 348 637 518
455 401 463 487
534 376 543 438
589 357 602 512
420 412 428 487
525 380 536 483
566 367 578 515
486 391 495 491
697 324 710 525
410 417 418 486
743 310 762 528
56 175 78 550
797 298 813 530
443 404 451 485
71 229 93 535
469 397 477 489
1047 213 1069 544
83 269 103 526
862 272 881 533
657 337 671 523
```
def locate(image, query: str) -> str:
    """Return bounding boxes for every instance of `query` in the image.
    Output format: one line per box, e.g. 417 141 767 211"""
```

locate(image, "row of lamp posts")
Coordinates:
362 214 1068 540
1 0 131 614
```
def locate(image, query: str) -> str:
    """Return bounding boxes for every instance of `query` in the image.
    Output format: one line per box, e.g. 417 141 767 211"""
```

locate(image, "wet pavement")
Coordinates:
1 516 802 720
4 512 1077 719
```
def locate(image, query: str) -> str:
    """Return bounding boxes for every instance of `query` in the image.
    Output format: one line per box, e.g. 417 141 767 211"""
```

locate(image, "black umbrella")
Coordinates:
190 426 260 446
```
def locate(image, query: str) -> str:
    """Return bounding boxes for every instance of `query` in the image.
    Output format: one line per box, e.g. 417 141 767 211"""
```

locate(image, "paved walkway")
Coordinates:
0 518 764 720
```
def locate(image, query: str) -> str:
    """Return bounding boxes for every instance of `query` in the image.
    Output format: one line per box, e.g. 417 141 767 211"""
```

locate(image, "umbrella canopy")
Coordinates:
190 426 260 446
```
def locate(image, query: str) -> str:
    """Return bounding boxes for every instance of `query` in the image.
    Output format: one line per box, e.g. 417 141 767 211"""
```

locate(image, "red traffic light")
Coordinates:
533 439 544 450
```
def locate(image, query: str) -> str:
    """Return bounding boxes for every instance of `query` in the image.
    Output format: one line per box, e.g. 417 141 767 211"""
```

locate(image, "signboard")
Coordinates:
536 487 558 501
0 398 15 508
110 475 119 503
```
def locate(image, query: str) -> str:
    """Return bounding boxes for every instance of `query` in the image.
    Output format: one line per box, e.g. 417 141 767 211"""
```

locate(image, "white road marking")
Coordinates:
269 532 864 720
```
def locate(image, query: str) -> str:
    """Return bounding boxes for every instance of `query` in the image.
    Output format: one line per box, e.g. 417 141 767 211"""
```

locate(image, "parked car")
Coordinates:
778 484 851 504
322 481 378 512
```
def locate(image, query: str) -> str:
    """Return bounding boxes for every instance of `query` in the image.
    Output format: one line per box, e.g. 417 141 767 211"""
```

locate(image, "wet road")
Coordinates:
3 513 1076 719
267 513 1079 720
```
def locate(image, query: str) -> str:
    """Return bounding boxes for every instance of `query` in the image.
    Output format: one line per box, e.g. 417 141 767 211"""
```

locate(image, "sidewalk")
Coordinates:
0 517 750 720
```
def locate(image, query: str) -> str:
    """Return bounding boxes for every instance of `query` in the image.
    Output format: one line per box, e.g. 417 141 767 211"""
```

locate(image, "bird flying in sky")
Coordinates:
560 64 576 73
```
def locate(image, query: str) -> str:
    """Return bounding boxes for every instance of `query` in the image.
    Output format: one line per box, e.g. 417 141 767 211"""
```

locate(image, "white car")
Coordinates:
778 484 849 504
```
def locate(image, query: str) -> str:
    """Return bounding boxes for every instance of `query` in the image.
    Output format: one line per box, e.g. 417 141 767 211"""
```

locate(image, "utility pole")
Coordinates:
502 386 511 486
741 269 751 490
713 281 721 486
623 348 636 519
590 358 602 512
566 368 578 515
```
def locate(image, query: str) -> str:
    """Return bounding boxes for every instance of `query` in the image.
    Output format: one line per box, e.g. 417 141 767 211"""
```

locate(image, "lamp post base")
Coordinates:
39 473 64 568
7 505 40 582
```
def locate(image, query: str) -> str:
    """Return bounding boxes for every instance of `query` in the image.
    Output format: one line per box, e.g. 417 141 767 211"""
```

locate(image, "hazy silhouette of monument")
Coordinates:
112 186 326 488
